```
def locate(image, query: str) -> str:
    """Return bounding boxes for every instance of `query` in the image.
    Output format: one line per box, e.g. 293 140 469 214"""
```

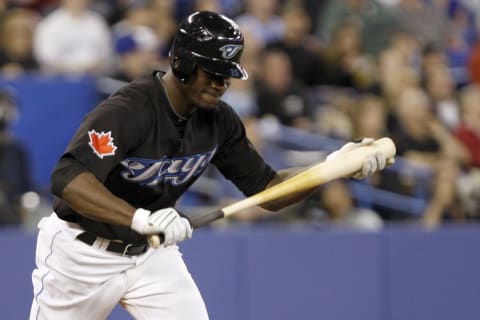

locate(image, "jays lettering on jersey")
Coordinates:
53 71 275 243
120 147 217 187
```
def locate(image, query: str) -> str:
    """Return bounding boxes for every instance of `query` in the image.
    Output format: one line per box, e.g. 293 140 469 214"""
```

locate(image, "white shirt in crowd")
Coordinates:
34 8 113 75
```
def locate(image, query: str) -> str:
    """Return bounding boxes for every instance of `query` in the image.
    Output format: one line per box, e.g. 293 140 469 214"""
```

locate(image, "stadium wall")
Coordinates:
3 225 479 320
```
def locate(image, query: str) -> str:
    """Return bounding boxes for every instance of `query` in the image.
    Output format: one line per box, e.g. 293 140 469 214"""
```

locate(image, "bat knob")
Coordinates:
148 234 163 248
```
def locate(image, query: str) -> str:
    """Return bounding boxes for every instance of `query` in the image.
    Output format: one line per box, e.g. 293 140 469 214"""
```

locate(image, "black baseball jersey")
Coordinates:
53 71 276 243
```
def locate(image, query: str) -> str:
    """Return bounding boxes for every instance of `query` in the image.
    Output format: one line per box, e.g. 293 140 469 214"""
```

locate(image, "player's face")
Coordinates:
187 68 231 108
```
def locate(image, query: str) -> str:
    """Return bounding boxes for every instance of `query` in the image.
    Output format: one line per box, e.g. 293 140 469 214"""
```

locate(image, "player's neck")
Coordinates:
160 71 195 117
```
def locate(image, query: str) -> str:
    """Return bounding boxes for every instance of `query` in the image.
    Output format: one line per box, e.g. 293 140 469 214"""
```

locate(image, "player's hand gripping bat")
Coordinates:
148 137 396 248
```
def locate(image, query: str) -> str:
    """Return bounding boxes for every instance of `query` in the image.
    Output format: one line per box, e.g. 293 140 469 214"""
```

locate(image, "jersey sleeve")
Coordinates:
212 105 276 196
60 93 152 183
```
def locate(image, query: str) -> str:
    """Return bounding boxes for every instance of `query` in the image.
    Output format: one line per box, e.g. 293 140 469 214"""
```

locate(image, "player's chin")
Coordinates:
198 93 221 108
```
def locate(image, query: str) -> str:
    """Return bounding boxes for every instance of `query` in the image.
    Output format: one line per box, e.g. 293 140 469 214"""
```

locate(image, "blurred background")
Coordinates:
0 0 480 319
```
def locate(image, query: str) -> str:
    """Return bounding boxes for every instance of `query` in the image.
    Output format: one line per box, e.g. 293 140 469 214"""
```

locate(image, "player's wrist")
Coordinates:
131 208 151 234
177 210 193 228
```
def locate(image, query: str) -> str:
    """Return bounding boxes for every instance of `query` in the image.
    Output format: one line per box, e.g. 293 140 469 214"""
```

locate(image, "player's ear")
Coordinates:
171 53 196 84
182 65 198 85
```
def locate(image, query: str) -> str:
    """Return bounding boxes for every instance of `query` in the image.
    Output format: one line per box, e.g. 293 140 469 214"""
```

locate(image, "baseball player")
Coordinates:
29 11 387 319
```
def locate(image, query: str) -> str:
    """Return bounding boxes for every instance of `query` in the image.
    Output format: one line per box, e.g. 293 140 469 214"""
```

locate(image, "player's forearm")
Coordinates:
259 167 317 211
60 171 136 227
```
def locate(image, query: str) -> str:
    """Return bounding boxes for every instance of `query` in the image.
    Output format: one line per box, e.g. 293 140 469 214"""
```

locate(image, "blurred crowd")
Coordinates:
0 0 479 231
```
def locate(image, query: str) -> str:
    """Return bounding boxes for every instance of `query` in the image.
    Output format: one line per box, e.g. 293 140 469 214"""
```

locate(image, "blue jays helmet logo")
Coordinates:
219 44 243 59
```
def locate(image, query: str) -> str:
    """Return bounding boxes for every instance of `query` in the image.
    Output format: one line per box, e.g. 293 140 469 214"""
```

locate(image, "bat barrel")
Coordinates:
221 137 396 217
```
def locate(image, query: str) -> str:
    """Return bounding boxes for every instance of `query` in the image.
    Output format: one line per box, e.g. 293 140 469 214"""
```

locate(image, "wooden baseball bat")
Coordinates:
148 137 396 248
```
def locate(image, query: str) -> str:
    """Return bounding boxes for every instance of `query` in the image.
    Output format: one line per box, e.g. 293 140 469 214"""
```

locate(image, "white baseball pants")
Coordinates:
29 213 209 320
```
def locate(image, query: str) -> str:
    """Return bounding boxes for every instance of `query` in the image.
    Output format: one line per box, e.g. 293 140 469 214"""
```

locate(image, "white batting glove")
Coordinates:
351 151 386 179
131 208 193 247
326 138 387 179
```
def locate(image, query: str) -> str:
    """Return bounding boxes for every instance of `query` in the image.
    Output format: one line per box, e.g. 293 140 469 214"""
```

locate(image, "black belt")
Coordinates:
76 232 148 256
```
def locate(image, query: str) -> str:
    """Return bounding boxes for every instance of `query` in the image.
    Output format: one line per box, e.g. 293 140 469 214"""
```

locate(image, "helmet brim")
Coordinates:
192 52 248 80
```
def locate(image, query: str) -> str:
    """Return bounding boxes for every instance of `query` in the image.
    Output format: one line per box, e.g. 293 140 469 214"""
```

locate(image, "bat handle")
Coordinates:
148 210 225 248
189 210 225 228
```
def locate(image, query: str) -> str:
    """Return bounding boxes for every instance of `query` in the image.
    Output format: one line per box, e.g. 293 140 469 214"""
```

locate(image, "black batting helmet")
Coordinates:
169 11 248 82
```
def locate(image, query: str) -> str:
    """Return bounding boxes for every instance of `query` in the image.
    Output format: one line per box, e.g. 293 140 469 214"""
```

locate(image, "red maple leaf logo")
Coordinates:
88 130 117 159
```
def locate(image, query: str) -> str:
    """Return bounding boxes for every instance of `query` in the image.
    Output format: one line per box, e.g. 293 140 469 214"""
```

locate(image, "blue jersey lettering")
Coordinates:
120 146 217 187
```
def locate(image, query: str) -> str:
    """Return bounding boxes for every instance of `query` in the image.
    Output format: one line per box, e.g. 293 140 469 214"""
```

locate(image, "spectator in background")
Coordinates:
317 0 396 56
468 40 480 84
109 2 162 82
111 2 153 36
255 48 313 131
147 0 177 66
386 31 420 70
0 88 32 225
33 0 113 75
444 0 477 85
424 66 461 130
318 21 377 91
303 180 384 231
455 84 480 220
89 0 133 26
313 91 356 140
391 87 469 226
0 8 39 77
350 94 389 140
192 0 223 13
301 0 328 33
421 43 449 82
0 0 8 12
11 0 58 15
349 93 409 219
111 1 173 69
457 0 480 23
447 0 477 49
172 0 242 18
376 47 419 111
111 26 160 83
392 0 448 48
267 0 324 87
235 0 285 46
96 15 160 97
392 87 468 166
455 84 480 169
375 32 421 106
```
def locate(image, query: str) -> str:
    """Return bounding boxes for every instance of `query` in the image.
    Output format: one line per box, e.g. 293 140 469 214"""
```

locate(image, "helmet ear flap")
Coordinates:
170 51 196 83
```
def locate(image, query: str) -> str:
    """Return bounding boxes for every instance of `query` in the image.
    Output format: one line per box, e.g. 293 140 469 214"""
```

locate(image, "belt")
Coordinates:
76 232 148 256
